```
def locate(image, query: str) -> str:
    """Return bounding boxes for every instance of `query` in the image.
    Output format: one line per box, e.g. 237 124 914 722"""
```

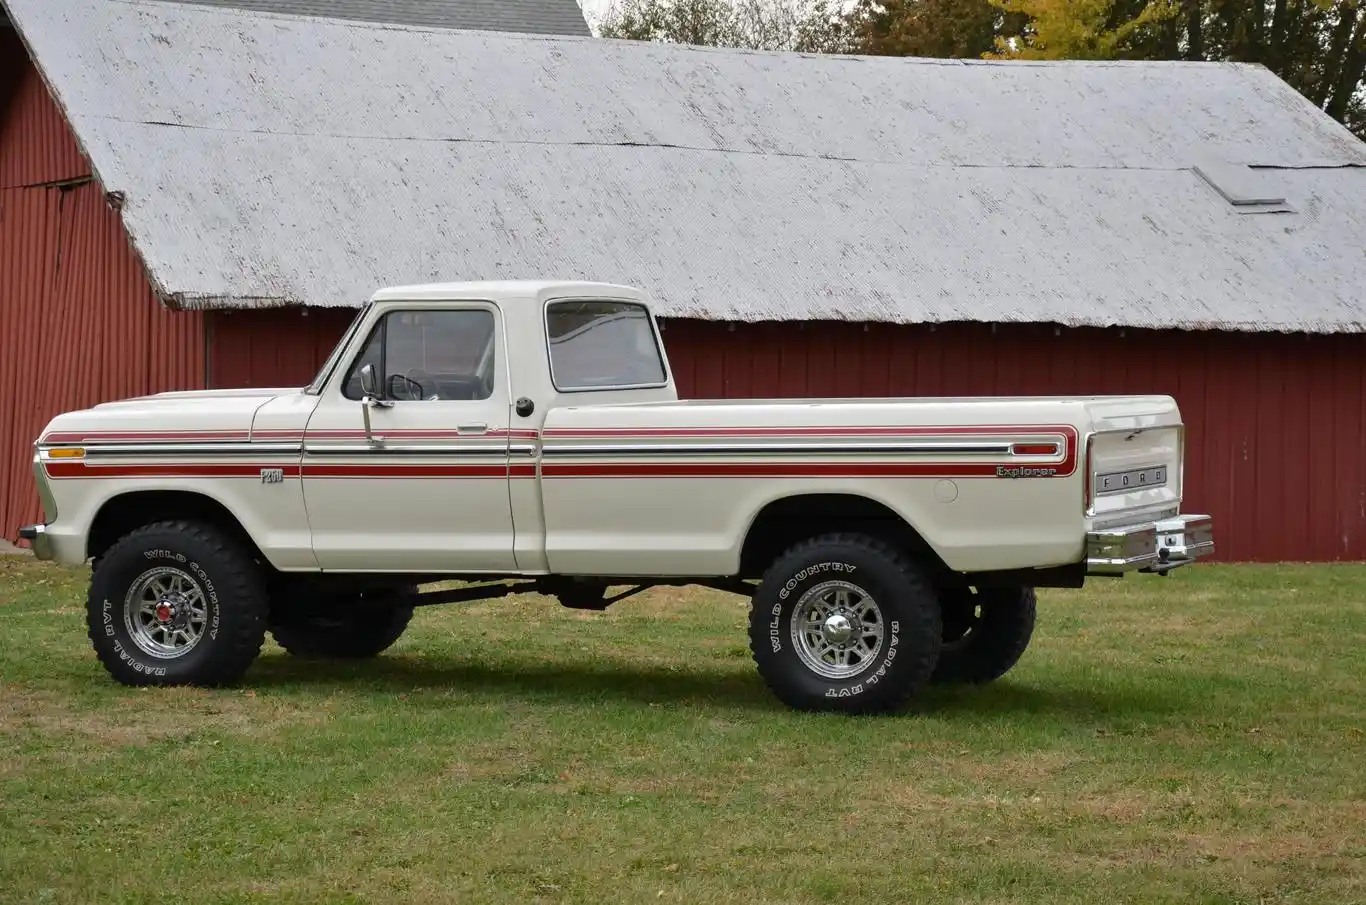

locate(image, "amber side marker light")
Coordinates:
1011 443 1059 456
47 448 86 459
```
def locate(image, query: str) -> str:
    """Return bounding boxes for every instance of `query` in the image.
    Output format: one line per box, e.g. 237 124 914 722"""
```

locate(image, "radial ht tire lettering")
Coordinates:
748 532 942 714
85 520 269 687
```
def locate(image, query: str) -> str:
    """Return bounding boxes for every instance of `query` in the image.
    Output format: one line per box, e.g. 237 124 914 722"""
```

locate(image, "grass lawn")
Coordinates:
1 557 1364 904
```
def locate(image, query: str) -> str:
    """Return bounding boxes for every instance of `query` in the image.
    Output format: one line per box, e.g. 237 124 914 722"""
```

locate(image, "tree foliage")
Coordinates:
596 0 857 52
588 0 1366 138
981 0 1179 60
851 0 1012 58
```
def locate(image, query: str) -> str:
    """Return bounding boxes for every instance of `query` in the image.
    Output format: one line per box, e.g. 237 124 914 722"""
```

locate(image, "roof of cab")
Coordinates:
368 280 647 303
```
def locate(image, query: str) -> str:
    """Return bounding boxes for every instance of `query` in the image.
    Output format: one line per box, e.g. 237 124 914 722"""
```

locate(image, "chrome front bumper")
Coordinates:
1086 514 1214 575
17 524 54 561
20 448 59 562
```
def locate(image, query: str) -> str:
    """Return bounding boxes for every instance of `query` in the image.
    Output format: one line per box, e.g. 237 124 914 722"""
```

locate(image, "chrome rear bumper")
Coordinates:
1086 514 1214 575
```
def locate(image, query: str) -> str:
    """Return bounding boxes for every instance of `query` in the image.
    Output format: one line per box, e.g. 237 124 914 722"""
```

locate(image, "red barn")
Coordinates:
3 0 1366 561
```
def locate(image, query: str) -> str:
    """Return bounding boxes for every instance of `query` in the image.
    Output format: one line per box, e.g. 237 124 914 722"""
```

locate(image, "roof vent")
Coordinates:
1193 160 1294 214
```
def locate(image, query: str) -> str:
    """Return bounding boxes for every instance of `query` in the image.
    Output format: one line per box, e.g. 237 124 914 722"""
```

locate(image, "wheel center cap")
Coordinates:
155 601 175 623
822 613 854 644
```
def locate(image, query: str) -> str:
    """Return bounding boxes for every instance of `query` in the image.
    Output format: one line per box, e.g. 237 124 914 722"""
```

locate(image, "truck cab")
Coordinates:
281 281 676 573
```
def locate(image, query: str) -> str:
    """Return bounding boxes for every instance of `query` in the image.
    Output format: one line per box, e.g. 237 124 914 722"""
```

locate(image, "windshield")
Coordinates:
305 304 370 395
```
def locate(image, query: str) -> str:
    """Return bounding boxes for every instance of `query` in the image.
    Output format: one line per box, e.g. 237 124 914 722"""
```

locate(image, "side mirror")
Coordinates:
359 363 380 400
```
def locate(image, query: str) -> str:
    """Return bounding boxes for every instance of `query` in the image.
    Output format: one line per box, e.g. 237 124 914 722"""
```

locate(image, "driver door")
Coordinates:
301 302 517 572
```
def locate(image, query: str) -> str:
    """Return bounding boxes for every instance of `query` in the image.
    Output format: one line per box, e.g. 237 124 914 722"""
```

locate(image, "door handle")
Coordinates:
457 423 488 435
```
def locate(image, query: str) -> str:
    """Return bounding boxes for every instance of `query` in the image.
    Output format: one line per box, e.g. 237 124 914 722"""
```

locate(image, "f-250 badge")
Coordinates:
260 468 285 484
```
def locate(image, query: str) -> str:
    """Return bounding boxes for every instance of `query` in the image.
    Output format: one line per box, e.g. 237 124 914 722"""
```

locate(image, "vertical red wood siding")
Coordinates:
206 307 358 389
0 33 87 189
206 310 1366 564
1 51 205 542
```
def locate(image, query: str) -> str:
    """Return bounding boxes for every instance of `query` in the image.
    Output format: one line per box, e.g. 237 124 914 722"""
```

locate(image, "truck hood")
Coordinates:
39 387 305 444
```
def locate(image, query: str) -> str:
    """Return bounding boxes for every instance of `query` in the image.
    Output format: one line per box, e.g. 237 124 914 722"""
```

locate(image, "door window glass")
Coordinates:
343 309 496 401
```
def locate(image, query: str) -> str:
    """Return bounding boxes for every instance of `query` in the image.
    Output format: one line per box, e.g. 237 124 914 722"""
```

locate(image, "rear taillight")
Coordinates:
1010 443 1059 456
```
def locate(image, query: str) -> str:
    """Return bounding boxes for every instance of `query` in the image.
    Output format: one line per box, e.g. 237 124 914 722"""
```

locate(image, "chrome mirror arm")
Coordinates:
360 394 390 446
356 363 392 446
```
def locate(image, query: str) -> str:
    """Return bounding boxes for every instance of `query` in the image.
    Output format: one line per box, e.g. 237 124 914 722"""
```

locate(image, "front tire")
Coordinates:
85 520 268 687
930 586 1036 684
748 533 942 714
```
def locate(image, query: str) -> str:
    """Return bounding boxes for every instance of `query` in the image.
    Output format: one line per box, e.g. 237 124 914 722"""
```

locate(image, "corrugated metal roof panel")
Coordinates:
92 135 1366 331
152 0 591 36
4 0 1365 331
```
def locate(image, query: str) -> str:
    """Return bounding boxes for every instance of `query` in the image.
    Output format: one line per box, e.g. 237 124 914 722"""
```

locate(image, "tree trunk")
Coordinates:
1326 12 1366 121
1241 0 1267 60
1185 0 1204 58
1316 1 1360 106
1267 0 1289 69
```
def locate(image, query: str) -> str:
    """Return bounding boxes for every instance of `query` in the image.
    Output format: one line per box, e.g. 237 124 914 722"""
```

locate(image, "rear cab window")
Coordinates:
545 299 667 391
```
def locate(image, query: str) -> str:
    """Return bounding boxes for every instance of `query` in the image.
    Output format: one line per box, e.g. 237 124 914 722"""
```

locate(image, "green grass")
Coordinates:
1 558 1364 904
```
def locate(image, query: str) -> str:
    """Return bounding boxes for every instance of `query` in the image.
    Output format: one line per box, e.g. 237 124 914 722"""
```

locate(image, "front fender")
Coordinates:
41 460 317 571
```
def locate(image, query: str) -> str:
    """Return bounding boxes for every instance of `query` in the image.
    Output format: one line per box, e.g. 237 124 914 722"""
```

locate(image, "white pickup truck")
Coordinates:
21 280 1213 713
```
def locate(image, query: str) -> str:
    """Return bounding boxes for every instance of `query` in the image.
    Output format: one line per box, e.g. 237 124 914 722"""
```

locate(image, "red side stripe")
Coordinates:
48 460 1075 481
43 428 541 443
46 425 1071 443
45 462 529 480
45 462 302 479
539 462 1064 479
542 424 1078 439
42 430 253 443
304 464 510 479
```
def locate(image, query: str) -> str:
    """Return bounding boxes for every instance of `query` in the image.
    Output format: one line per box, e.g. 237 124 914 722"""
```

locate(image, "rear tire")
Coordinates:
85 520 268 687
269 585 416 659
748 532 941 714
930 586 1036 684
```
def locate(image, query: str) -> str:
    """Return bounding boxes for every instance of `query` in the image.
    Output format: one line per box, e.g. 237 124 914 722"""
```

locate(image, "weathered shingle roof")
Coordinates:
5 0 1366 332
151 0 590 36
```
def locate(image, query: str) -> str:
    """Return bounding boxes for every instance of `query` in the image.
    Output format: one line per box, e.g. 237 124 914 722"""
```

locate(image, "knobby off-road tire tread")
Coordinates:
269 591 416 660
85 520 269 687
748 532 942 715
931 587 1037 685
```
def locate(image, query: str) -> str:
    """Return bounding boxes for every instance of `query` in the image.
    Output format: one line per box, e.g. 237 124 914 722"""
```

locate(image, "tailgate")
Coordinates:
1083 396 1184 527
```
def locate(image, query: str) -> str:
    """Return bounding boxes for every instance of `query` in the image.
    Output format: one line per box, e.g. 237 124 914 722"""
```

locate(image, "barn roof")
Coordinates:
5 0 1366 333
149 0 591 36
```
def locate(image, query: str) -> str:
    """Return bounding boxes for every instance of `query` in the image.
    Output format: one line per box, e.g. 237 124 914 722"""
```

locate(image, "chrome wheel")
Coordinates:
790 580 886 680
124 566 209 660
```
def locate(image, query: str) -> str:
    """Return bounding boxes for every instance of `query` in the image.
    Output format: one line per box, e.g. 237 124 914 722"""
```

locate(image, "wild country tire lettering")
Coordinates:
777 562 857 601
771 562 859 652
188 562 222 642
